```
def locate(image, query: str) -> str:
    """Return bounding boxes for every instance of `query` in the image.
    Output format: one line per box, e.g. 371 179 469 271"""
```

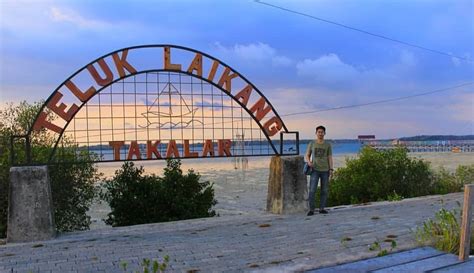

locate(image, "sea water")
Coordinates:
94 141 362 176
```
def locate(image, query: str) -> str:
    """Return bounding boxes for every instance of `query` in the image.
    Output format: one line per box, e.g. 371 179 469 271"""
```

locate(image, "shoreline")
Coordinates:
89 152 474 230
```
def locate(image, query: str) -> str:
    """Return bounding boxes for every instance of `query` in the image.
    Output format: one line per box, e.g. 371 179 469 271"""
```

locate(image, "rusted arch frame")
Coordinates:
47 69 284 163
26 45 289 163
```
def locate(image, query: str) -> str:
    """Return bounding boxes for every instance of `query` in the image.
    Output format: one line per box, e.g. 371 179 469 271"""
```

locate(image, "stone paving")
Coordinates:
0 192 465 273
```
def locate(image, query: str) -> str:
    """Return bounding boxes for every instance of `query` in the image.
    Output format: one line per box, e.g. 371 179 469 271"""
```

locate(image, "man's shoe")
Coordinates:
319 209 328 214
307 210 314 216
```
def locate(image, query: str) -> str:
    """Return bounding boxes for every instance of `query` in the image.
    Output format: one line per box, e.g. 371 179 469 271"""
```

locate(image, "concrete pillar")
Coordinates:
267 156 308 214
7 166 55 243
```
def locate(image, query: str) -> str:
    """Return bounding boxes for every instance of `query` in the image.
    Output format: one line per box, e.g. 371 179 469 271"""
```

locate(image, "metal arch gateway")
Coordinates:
14 45 299 164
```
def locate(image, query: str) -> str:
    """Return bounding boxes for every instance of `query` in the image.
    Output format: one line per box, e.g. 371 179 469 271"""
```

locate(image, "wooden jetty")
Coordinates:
367 140 474 153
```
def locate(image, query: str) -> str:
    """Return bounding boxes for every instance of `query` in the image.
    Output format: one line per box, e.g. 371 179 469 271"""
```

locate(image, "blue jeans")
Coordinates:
308 170 329 211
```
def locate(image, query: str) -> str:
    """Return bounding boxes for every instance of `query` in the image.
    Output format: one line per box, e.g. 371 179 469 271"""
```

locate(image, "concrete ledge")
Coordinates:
7 166 55 243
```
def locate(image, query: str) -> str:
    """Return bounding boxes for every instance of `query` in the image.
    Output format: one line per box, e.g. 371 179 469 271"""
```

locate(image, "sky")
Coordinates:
0 0 473 139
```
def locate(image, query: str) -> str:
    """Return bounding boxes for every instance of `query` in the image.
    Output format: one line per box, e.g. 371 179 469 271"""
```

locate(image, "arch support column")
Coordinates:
267 156 308 214
7 166 55 243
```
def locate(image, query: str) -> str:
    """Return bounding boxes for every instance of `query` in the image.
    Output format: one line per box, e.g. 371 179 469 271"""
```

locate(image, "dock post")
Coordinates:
459 184 474 261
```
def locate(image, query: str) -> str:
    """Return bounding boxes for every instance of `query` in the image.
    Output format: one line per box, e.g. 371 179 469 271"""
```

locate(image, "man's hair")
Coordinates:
316 125 326 133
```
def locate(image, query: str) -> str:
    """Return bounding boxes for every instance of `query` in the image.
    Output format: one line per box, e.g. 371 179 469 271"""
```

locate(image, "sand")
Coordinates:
88 152 474 229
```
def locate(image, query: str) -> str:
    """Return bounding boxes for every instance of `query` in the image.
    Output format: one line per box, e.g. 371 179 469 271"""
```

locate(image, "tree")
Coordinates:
0 101 101 237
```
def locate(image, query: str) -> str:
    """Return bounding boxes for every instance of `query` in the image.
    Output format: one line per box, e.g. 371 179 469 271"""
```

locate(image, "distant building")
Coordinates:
358 135 375 140
392 139 402 145
358 135 376 146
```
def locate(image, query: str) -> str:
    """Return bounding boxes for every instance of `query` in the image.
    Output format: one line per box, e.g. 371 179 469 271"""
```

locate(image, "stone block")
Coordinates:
7 166 56 243
267 156 308 214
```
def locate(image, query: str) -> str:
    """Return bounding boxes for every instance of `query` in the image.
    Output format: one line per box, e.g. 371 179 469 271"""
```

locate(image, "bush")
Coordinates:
416 206 474 255
454 164 474 187
432 164 474 194
0 101 100 237
325 146 434 206
432 167 458 194
102 159 217 227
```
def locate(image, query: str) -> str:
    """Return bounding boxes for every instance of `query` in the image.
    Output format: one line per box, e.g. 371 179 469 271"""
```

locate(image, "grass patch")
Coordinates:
341 236 353 247
369 239 397 256
415 206 474 255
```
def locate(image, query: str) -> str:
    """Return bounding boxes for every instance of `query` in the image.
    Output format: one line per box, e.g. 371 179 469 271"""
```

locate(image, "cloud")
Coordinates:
49 6 111 29
400 50 417 67
212 42 293 67
451 57 461 66
451 53 471 67
296 53 358 81
295 53 399 94
268 86 357 115
263 83 474 139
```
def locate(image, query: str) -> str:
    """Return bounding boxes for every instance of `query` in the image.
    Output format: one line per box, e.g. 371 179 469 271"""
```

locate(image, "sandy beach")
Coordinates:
88 152 474 229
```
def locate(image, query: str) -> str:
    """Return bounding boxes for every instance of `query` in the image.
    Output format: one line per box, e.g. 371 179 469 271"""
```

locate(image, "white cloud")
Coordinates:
0 1 143 40
0 1 52 33
451 57 461 66
451 53 471 67
295 53 399 94
213 42 293 67
296 53 358 81
49 6 111 29
400 50 417 67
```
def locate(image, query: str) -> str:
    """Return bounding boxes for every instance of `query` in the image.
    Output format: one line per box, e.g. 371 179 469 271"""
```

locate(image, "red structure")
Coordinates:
358 135 375 141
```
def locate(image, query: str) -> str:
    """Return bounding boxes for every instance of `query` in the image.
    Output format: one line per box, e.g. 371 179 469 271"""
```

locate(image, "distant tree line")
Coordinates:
399 135 474 141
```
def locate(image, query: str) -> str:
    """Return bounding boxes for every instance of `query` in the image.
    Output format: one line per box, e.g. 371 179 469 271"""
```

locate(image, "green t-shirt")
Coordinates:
306 140 332 171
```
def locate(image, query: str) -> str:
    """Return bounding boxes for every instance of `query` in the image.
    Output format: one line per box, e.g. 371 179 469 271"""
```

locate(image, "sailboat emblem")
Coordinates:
140 82 203 129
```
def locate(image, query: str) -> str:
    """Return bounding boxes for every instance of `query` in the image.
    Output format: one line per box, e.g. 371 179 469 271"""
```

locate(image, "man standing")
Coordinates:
305 125 333 215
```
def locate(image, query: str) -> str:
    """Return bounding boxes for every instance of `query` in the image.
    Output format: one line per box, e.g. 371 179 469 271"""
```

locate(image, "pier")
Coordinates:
366 140 474 153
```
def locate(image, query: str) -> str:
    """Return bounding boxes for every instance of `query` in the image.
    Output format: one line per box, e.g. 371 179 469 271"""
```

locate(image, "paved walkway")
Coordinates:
0 192 465 273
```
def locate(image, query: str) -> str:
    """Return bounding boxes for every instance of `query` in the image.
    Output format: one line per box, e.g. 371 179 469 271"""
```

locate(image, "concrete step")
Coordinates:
371 253 461 273
307 247 444 273
429 259 474 273
307 247 465 273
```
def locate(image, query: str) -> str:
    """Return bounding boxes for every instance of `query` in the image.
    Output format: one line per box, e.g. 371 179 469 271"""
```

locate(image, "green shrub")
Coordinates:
415 207 460 254
0 101 100 237
454 164 474 187
386 190 404 202
415 206 473 255
324 146 434 206
432 164 474 194
102 159 217 227
432 167 458 194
